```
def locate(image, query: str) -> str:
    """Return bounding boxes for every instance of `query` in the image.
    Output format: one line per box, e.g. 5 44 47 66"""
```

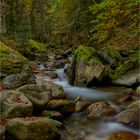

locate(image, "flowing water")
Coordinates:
37 64 139 140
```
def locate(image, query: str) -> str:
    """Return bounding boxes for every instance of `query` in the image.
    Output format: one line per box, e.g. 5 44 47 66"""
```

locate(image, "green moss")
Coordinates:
74 45 97 63
105 45 121 60
23 39 48 60
111 50 139 80
53 100 73 107
27 39 47 52
0 42 28 74
0 42 28 63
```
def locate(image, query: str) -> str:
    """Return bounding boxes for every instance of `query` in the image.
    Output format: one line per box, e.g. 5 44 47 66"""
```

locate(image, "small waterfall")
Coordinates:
56 68 67 81
54 64 70 88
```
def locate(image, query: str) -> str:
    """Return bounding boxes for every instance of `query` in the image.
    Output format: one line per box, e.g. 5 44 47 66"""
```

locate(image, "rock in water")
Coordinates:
116 109 140 128
0 90 33 119
67 45 105 86
36 80 65 97
5 117 61 140
87 102 116 119
46 99 75 114
75 101 90 112
17 84 52 112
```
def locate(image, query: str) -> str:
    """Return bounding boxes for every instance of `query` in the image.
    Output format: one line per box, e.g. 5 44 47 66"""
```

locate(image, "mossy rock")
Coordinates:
87 102 116 119
23 39 48 60
46 99 75 114
116 109 140 128
5 117 61 140
99 45 122 67
74 45 97 63
0 42 28 76
110 50 140 86
111 50 140 80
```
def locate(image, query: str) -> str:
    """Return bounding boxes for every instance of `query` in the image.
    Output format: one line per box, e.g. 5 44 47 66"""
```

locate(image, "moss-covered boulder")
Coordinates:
5 117 61 140
0 42 28 76
0 42 35 88
67 45 105 86
36 80 65 97
23 39 48 61
2 65 35 89
0 90 33 119
17 84 52 113
98 45 122 68
110 51 140 87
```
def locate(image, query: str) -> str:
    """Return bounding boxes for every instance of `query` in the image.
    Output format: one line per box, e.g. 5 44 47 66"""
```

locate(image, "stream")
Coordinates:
36 64 139 140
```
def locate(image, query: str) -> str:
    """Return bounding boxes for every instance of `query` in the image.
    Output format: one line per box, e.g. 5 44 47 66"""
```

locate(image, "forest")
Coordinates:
0 0 140 140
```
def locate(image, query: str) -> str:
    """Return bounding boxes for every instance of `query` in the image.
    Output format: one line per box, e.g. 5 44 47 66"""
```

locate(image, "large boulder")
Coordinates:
0 42 28 76
112 69 140 87
98 48 121 68
67 43 139 87
84 57 105 86
17 84 52 112
111 51 140 87
5 117 61 140
67 45 105 86
22 39 48 61
2 65 35 89
116 109 140 127
0 90 33 119
36 80 65 97
87 102 116 119
0 42 35 89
